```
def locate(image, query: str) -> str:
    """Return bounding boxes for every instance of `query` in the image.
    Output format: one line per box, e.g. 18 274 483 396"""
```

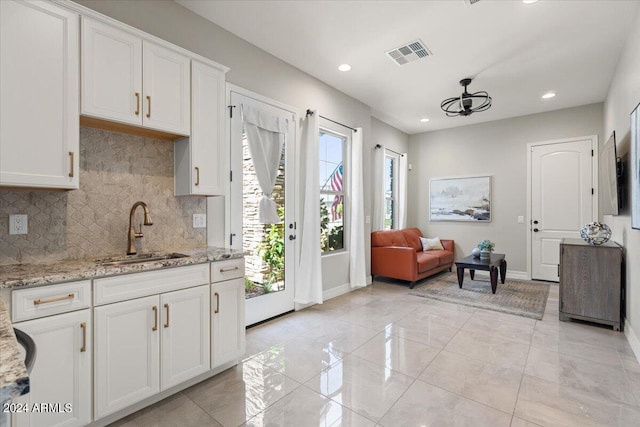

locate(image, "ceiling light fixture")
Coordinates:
420 118 430 122
542 91 556 99
338 64 351 72
522 0 539 4
440 78 492 117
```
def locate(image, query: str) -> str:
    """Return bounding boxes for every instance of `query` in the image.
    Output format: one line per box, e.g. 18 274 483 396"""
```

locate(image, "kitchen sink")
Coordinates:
96 253 188 267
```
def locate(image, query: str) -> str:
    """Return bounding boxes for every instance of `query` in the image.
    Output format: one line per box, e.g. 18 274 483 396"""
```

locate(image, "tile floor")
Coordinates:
111 277 640 427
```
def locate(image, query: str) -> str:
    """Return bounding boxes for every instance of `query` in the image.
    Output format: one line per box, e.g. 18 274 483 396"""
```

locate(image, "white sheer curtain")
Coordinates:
242 104 288 224
349 128 367 289
296 110 323 304
398 153 408 229
372 145 386 231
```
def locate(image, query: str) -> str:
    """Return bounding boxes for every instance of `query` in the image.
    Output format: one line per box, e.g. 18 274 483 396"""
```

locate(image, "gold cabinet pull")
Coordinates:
195 167 200 186
135 92 140 116
68 152 74 178
146 95 151 118
152 305 158 331
214 292 220 314
34 293 74 305
80 322 87 352
219 266 239 273
164 303 169 328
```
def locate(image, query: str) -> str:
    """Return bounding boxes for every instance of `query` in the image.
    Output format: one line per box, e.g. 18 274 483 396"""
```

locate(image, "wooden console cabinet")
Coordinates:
559 239 624 331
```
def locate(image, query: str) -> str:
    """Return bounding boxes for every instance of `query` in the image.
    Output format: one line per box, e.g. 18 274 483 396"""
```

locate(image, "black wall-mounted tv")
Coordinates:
599 131 622 216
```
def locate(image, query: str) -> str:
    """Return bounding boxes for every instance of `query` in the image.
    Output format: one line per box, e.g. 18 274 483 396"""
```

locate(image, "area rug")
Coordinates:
409 272 550 320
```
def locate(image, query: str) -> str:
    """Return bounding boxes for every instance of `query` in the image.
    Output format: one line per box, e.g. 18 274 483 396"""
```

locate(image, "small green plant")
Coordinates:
262 282 273 293
478 240 495 251
260 207 285 285
244 276 255 293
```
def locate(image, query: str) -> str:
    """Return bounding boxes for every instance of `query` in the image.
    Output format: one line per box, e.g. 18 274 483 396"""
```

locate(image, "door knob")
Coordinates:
533 228 539 232
289 235 296 240
533 220 539 224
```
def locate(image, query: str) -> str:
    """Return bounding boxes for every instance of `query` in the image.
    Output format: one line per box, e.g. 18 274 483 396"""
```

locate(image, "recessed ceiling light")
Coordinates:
420 118 430 122
523 0 539 4
542 91 556 99
338 64 351 72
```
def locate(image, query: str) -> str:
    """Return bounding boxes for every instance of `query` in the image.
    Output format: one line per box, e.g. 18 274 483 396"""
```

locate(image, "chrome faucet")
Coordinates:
127 201 153 255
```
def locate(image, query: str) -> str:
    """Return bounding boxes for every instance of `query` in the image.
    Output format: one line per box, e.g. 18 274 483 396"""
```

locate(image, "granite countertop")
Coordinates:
0 298 29 402
0 247 244 289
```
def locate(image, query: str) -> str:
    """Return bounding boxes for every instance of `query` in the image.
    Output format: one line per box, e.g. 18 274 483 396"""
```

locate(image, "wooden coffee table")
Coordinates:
455 253 507 294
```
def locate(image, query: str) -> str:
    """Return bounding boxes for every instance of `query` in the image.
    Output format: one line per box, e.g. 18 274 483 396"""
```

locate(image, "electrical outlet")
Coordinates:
193 214 206 228
9 214 28 235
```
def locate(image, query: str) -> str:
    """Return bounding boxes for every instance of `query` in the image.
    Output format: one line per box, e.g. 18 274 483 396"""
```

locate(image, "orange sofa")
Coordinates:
371 228 454 288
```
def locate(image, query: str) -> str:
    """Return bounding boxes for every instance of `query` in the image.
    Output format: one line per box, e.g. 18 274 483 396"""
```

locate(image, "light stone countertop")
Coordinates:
0 297 29 402
0 247 244 289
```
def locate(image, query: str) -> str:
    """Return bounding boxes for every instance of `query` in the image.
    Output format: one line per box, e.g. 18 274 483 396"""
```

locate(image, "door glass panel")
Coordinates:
242 134 286 299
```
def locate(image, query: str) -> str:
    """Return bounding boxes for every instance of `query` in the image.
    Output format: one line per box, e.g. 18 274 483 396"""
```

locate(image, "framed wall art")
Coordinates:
430 175 491 222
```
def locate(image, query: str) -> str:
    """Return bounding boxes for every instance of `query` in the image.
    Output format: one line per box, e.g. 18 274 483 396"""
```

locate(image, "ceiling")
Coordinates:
176 0 639 135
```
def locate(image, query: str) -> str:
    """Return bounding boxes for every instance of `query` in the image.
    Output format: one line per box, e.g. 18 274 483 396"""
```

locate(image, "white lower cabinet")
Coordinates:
12 310 91 427
211 278 245 369
94 285 211 420
160 286 210 389
94 295 160 420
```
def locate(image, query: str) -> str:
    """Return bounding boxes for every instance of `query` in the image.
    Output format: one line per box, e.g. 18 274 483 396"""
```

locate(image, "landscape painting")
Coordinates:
430 176 491 222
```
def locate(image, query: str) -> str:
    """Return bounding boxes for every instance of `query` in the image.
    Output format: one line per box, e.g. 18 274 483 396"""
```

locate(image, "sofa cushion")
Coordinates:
401 228 424 252
428 249 454 266
371 229 408 248
416 252 440 273
420 236 444 251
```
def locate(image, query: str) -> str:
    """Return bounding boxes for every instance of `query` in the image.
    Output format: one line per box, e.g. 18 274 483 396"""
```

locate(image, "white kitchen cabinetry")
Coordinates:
94 295 160 419
211 278 245 369
0 0 79 189
12 310 92 427
175 60 227 196
160 285 210 389
81 18 190 136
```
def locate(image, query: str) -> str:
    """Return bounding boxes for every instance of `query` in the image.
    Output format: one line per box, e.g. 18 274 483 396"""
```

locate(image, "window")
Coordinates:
319 129 346 253
384 152 400 229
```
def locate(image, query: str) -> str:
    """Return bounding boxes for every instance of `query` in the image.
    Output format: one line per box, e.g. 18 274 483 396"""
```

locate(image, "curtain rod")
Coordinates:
306 109 357 132
374 144 404 157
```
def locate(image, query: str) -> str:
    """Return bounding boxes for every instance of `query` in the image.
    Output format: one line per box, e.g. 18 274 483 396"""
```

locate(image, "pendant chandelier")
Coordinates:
440 78 492 117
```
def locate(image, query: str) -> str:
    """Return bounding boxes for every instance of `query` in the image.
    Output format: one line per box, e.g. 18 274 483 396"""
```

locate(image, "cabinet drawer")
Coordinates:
12 280 91 322
94 263 210 306
211 258 245 283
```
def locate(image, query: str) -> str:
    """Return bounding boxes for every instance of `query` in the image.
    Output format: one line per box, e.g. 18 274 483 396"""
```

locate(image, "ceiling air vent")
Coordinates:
385 39 432 66
463 0 482 6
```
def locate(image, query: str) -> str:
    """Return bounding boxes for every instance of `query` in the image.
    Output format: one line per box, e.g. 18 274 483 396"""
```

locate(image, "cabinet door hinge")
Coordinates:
230 233 236 246
591 149 594 157
230 170 233 182
228 105 236 118
592 188 594 195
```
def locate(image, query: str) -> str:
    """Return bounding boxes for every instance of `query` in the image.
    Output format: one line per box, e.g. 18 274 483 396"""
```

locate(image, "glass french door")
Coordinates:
228 90 296 326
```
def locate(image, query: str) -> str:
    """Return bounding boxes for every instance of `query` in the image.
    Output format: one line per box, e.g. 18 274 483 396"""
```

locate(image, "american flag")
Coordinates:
329 164 343 221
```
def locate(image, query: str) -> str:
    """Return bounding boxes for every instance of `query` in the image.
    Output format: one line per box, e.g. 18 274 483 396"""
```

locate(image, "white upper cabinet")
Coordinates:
81 18 142 126
142 41 191 135
175 60 227 196
0 0 79 189
81 18 190 136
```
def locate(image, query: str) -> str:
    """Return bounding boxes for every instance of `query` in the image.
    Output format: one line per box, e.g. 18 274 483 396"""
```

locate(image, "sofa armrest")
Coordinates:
371 246 417 282
440 239 455 253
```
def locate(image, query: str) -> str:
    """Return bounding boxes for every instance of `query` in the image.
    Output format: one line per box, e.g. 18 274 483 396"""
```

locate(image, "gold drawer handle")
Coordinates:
152 305 158 331
219 266 239 273
195 167 200 186
34 293 74 305
146 95 151 118
164 303 169 328
135 92 140 116
80 322 87 353
68 152 74 178
214 292 220 314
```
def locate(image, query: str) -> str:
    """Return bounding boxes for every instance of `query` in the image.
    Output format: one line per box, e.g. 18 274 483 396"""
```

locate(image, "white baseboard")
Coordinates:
625 319 640 364
367 275 372 285
471 269 529 281
323 282 353 300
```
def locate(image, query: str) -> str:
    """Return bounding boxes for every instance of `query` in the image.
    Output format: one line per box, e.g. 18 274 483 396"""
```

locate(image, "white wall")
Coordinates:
408 103 603 273
603 7 640 356
371 117 409 155
74 0 373 292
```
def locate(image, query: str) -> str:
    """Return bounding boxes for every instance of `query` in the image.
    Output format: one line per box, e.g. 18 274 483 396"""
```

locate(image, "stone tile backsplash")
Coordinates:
0 127 207 265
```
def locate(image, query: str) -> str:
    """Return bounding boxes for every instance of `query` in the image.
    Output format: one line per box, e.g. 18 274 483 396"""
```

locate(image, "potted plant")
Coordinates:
477 240 495 260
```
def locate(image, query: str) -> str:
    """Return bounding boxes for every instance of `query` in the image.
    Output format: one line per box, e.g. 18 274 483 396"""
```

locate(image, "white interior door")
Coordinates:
530 136 597 281
229 89 296 326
